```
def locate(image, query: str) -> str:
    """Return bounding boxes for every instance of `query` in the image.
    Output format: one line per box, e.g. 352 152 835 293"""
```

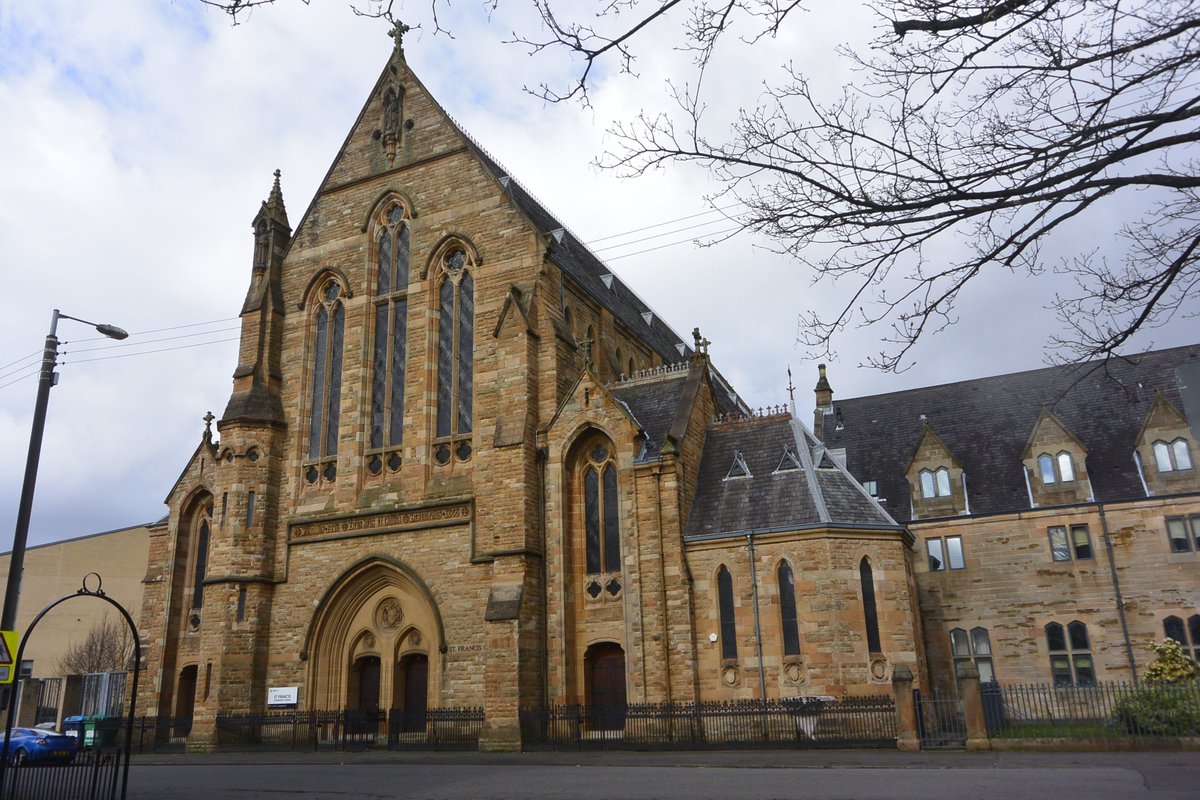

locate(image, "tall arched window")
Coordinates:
860 557 881 653
582 440 621 575
717 565 737 661
433 246 474 466
191 506 212 611
306 279 345 483
778 561 801 657
369 201 410 475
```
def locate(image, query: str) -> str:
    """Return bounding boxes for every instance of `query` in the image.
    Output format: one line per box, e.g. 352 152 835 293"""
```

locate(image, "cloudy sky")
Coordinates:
1 1 1194 548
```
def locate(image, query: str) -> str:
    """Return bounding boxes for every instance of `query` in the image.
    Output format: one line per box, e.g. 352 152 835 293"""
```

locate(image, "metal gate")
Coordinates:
913 688 966 749
36 678 62 727
0 574 140 800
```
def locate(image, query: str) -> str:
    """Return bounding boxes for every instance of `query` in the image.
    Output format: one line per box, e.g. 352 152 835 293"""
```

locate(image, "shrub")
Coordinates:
1111 640 1200 736
1143 639 1199 685
1111 684 1200 736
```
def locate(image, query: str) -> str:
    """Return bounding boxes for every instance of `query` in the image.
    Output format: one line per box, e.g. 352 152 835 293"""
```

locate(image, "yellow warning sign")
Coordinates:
0 631 17 685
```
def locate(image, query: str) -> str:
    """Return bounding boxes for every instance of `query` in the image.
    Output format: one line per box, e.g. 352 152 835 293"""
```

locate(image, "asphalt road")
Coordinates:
123 749 1199 799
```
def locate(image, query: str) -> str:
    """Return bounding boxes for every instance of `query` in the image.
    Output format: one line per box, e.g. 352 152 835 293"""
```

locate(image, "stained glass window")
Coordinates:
860 558 881 653
307 280 345 468
434 247 475 457
779 561 801 657
370 204 410 458
585 466 601 574
718 566 737 661
582 439 621 575
602 465 619 571
192 516 210 610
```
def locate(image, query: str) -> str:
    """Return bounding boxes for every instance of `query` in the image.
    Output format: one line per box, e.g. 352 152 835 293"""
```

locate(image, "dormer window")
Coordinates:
1154 439 1193 472
725 451 752 480
1038 452 1076 484
919 467 951 499
774 448 801 473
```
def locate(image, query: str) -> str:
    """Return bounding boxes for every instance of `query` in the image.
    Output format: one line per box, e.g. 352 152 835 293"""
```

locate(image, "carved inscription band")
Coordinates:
290 502 472 542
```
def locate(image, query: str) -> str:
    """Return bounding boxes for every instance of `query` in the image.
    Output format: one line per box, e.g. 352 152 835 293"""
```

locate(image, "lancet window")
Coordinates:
860 557 881 653
717 565 737 661
306 279 345 484
580 439 621 575
778 561 801 657
369 201 411 476
433 245 474 466
191 506 211 611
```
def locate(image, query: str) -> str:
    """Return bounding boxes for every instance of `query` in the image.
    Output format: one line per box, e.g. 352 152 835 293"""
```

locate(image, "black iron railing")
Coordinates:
987 680 1200 739
519 696 896 751
212 708 484 752
2 748 124 800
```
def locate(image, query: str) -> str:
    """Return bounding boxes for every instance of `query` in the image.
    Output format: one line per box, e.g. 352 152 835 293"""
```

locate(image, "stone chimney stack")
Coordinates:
813 364 833 439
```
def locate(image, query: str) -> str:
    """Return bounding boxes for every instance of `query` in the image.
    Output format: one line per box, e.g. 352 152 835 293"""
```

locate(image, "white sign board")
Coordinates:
267 686 299 707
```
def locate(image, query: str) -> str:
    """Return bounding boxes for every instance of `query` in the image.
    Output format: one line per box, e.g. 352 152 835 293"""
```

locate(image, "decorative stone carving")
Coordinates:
377 598 404 630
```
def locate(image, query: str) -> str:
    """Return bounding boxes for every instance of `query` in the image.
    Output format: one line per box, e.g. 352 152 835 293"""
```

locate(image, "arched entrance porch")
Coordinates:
305 558 443 713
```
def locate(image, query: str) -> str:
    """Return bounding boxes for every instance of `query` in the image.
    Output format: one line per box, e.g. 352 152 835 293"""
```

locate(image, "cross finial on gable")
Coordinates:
389 20 411 61
203 411 215 444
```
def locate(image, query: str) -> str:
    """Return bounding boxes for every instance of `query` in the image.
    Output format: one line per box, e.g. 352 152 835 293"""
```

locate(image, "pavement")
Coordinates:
119 747 1200 799
128 745 1197 768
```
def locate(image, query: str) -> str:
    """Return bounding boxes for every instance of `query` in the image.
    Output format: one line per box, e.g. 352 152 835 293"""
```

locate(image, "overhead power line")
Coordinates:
63 336 241 365
586 204 741 244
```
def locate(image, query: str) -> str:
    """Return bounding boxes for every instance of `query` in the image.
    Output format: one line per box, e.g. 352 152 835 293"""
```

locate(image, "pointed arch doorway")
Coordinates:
306 559 444 714
350 655 381 712
585 642 626 730
396 653 429 732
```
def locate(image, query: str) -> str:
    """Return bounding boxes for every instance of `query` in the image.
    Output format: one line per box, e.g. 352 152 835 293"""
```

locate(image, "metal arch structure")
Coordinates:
0 573 141 800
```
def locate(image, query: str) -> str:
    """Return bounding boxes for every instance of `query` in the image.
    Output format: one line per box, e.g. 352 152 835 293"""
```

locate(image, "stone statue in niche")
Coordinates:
381 86 405 165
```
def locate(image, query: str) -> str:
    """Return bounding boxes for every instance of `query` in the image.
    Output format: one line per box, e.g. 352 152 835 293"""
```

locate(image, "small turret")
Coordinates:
222 171 290 427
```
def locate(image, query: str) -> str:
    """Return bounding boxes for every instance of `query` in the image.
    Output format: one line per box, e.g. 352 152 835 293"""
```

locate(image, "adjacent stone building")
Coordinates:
134 35 1200 750
815 350 1200 693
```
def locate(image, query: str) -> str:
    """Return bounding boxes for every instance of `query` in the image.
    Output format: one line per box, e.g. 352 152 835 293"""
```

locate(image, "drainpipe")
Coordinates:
746 534 768 707
537 447 550 707
1098 503 1137 682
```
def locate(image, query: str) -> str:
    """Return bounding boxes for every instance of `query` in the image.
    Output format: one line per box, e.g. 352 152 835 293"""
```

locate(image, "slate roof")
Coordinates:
610 373 689 461
817 344 1200 523
685 415 898 539
458 145 688 365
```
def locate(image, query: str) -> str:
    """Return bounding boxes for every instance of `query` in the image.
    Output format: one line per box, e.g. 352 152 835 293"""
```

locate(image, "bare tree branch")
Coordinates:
600 0 1200 369
55 617 135 676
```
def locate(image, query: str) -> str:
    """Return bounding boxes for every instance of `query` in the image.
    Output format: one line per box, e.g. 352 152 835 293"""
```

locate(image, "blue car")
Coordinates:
0 726 78 765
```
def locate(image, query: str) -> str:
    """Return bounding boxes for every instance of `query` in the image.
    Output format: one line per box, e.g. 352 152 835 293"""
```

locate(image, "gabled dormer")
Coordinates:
1134 390 1199 496
905 421 968 519
1022 408 1092 507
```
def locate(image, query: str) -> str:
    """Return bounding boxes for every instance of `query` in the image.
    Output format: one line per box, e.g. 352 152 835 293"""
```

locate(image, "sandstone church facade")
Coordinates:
135 35 1200 750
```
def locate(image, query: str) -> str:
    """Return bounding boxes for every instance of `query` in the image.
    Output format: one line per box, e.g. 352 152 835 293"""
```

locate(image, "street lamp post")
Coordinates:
2 310 129 640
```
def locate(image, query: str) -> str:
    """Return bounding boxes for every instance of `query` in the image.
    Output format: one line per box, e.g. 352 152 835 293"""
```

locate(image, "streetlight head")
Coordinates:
95 323 129 340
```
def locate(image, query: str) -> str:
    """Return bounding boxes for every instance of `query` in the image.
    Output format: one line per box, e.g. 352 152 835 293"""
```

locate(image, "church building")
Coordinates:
136 32 1200 751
